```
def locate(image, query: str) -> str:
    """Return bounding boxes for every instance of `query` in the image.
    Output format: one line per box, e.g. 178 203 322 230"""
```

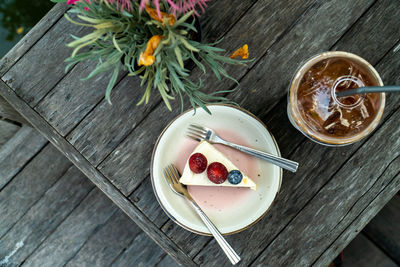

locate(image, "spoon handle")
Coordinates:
336 85 400 98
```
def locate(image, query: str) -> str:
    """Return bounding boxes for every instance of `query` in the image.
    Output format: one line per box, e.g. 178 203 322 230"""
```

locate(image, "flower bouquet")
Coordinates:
51 0 250 113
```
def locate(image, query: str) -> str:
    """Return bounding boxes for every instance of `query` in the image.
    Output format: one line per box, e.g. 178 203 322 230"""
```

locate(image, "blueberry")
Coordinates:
227 170 242 185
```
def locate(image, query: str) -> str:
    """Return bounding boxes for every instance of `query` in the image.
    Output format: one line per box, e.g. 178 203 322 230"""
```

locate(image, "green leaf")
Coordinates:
189 53 206 73
174 46 184 69
158 84 173 111
179 37 200 52
105 66 119 104
112 35 123 52
50 0 67 3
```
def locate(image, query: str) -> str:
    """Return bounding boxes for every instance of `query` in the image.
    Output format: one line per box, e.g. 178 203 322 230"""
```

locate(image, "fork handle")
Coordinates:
188 200 241 265
223 141 299 173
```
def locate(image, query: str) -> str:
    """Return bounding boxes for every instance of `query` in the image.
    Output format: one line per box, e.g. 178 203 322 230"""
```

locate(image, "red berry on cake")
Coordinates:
189 153 208 173
207 162 228 184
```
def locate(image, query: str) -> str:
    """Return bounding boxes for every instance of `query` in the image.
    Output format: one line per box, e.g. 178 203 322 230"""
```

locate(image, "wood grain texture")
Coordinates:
0 119 19 147
110 232 167 267
1 15 88 106
67 75 157 166
251 106 400 266
65 0 260 167
161 220 211 258
0 95 29 125
156 255 180 267
0 3 68 76
35 63 126 136
129 177 170 228
0 79 196 267
0 126 47 190
314 167 400 267
0 166 94 266
331 0 400 58
363 194 400 265
0 144 72 239
99 0 317 196
342 234 397 267
64 209 143 267
23 189 118 267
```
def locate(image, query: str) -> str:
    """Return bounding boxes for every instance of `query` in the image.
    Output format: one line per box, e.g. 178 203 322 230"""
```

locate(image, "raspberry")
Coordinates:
207 162 228 184
189 153 207 173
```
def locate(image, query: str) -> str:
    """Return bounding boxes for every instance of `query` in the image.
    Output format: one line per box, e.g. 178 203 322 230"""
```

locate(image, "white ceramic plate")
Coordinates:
150 105 282 235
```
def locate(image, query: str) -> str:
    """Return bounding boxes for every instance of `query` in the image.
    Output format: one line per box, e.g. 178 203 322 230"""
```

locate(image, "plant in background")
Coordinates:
55 0 249 113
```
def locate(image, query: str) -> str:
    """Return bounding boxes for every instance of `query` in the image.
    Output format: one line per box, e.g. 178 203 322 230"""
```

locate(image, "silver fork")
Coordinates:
187 124 299 173
163 164 241 265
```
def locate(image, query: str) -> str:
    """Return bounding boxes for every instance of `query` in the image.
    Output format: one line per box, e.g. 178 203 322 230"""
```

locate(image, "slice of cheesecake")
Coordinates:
180 141 257 190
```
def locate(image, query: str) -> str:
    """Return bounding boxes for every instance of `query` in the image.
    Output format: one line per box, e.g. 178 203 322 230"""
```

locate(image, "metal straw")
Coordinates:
336 85 400 98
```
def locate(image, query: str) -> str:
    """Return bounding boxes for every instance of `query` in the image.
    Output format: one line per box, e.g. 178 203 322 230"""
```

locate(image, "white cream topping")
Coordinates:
180 141 257 190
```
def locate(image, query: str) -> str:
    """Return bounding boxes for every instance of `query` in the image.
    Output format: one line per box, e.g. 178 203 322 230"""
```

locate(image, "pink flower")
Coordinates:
140 0 209 17
67 0 90 10
67 0 90 6
66 0 80 4
106 0 132 11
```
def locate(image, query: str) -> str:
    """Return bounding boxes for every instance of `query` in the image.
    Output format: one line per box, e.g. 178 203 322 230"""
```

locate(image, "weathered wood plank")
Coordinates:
331 0 400 57
0 119 19 147
0 166 94 266
156 255 180 267
161 220 211 258
129 175 212 259
250 103 400 266
314 169 400 267
99 0 317 196
22 189 118 266
0 79 196 267
1 16 87 106
0 3 68 76
110 232 167 267
0 126 47 190
64 0 260 166
0 144 72 239
35 63 126 136
342 234 397 267
0 95 29 125
129 177 170 228
363 194 400 265
66 75 157 165
65 209 142 267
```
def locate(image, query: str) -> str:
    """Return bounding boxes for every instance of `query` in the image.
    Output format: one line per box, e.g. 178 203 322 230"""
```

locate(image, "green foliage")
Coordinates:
66 0 248 113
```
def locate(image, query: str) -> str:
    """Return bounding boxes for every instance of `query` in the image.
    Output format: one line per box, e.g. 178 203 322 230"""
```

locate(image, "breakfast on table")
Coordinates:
155 51 388 264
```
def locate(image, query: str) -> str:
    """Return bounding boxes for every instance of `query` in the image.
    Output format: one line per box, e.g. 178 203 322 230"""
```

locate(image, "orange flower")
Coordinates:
230 44 249 59
145 5 176 26
138 35 163 66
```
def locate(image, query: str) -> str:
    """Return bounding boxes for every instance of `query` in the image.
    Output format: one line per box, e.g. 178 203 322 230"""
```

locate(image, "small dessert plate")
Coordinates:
151 104 282 235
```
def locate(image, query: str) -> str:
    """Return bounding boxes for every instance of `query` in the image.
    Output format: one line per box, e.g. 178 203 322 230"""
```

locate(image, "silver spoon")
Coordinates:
336 85 400 98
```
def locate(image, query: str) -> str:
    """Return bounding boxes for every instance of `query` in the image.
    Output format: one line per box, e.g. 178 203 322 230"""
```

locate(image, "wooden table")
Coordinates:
1 0 399 265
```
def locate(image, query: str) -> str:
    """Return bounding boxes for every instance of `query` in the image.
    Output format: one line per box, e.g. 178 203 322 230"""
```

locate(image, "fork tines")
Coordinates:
164 164 180 184
186 124 207 141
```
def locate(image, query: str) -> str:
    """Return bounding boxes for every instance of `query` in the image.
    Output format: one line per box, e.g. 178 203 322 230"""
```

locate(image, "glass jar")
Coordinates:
287 51 385 146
